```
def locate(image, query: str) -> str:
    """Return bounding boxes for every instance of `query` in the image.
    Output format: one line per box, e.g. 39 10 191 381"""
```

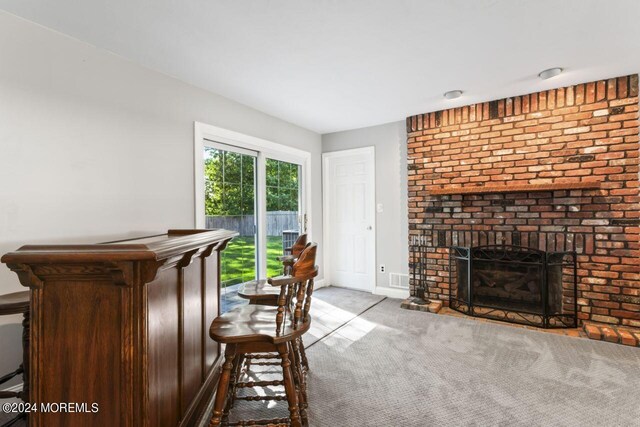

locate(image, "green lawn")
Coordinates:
220 236 285 287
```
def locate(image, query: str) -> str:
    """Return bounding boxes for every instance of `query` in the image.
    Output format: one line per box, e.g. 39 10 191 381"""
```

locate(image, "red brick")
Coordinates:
584 324 602 340
591 315 620 324
406 75 640 326
618 330 637 346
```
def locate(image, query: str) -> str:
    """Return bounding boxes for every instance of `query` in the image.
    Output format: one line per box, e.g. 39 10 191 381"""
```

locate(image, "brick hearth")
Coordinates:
407 75 640 327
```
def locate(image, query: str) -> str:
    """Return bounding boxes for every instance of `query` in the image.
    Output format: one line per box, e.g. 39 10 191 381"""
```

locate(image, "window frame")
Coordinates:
194 121 311 279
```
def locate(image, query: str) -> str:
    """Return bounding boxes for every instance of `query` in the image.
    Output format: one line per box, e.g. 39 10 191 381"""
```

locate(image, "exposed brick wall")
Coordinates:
407 75 640 327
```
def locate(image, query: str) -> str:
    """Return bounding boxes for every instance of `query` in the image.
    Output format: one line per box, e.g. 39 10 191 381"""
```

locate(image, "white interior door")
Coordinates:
323 147 375 292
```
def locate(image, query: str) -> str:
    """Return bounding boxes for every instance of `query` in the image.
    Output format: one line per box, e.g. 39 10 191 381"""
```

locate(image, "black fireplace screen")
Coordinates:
449 245 577 328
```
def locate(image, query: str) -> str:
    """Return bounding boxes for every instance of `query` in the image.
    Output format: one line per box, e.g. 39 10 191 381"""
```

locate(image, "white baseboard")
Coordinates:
373 286 409 299
315 281 406 299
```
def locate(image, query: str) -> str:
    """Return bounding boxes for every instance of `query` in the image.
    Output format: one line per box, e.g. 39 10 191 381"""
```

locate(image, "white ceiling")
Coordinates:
2 0 640 134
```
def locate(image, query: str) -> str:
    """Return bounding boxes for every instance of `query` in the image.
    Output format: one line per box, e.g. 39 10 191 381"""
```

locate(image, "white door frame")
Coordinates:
322 146 376 293
194 121 311 279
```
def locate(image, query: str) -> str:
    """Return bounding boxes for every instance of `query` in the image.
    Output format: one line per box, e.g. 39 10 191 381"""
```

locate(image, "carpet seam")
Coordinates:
306 296 388 350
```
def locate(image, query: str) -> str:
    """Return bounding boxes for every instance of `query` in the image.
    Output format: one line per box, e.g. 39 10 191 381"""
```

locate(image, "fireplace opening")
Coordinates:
449 245 577 328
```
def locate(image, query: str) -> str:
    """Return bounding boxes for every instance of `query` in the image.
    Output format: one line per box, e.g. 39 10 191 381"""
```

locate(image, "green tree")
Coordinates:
266 159 299 211
205 149 299 215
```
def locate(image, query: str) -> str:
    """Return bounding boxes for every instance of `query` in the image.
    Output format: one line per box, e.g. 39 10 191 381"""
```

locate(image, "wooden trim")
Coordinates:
0 230 237 265
138 265 149 426
121 284 134 427
181 356 223 427
30 288 42 427
427 182 601 196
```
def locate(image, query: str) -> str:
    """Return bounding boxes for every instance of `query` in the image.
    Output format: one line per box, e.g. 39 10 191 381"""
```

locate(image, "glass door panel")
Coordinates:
204 145 257 312
265 158 302 278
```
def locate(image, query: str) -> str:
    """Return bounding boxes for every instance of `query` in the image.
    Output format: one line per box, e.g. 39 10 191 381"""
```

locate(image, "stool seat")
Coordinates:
210 305 310 345
0 291 29 316
237 280 280 304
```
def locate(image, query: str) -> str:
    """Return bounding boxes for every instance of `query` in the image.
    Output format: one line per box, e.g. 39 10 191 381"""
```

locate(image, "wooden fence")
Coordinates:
205 211 299 236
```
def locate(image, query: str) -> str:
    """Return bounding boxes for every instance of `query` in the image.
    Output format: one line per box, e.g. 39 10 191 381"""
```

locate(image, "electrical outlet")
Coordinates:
379 264 385 273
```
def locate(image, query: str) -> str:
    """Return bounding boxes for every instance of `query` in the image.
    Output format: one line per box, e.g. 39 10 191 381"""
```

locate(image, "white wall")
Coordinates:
322 121 408 294
0 11 322 380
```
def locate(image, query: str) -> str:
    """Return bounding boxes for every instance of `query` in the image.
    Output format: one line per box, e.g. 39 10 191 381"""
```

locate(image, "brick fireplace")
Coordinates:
407 75 640 327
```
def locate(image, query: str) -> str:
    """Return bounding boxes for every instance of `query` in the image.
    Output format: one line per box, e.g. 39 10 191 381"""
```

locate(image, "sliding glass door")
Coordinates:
265 158 302 278
203 143 258 311
200 138 306 312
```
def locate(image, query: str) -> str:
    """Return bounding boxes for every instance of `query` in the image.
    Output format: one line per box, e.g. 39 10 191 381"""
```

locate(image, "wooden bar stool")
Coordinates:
280 233 308 274
209 244 317 427
237 234 307 304
237 234 311 372
0 291 30 427
284 233 307 256
236 279 281 306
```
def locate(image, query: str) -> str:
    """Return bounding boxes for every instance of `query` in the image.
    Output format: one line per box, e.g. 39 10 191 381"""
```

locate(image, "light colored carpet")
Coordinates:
229 290 640 426
307 298 640 426
304 286 386 347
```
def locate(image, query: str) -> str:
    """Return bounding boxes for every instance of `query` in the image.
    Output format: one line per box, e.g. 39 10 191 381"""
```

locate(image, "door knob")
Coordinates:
367 225 372 230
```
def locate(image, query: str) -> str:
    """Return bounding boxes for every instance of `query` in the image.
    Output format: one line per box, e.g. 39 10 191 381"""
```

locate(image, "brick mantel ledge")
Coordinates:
427 181 601 196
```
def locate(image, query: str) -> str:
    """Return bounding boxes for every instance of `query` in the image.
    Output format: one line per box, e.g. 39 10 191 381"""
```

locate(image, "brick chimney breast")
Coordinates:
407 75 640 327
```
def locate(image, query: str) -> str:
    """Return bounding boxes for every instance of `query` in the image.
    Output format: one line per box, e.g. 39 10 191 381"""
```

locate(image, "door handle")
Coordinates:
367 225 372 230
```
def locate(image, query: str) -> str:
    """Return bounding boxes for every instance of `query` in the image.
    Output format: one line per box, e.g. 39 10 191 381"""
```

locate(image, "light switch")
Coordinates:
376 203 384 213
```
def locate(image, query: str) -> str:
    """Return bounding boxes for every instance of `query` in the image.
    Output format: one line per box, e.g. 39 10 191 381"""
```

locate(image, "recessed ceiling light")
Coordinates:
538 67 563 80
444 90 463 100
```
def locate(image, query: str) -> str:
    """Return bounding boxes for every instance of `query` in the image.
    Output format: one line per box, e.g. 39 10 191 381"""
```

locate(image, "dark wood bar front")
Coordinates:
1 229 237 427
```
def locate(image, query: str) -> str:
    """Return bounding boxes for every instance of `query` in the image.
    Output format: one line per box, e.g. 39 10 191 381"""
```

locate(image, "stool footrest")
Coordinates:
248 361 281 366
224 417 290 426
235 395 287 402
236 380 284 388
0 390 21 399
0 367 23 386
245 353 279 360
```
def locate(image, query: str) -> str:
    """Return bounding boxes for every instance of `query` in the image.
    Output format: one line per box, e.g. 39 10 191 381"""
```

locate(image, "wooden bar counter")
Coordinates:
1 229 237 427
